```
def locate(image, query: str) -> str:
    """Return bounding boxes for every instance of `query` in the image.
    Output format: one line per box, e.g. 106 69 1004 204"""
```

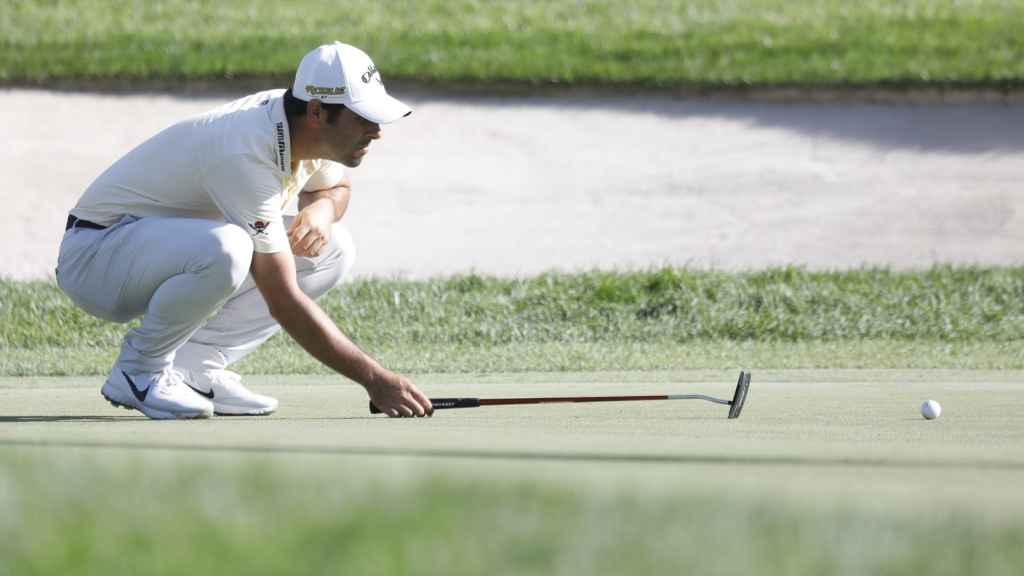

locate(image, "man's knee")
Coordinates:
206 224 254 294
329 223 356 280
299 223 356 299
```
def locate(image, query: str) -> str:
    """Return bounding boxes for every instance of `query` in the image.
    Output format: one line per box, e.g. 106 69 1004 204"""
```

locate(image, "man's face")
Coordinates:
320 106 381 168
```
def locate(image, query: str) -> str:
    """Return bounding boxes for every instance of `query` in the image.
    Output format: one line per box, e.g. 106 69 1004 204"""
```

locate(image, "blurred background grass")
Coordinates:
2 0 1022 88
1 448 1022 576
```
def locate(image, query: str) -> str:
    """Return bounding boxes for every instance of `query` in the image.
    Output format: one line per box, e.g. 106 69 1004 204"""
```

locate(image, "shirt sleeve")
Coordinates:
202 154 290 254
302 160 346 192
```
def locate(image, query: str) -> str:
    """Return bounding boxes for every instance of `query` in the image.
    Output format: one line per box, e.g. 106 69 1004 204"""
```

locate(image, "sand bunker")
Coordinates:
2 88 1021 280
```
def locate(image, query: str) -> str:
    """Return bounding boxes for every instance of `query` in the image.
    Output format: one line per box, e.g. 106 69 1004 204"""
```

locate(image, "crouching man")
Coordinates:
56 42 432 419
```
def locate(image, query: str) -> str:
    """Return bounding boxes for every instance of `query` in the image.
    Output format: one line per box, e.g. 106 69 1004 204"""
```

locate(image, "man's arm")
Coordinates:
298 175 351 218
289 176 351 257
250 248 432 417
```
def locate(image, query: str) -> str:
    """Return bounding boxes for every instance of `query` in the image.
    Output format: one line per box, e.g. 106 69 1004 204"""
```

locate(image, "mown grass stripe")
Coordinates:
2 0 1022 87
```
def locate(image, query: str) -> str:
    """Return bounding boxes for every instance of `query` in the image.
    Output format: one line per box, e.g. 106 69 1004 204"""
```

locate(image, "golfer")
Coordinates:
56 42 433 420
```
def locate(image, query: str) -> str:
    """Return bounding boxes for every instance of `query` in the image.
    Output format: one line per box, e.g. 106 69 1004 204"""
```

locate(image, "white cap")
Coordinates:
292 42 412 124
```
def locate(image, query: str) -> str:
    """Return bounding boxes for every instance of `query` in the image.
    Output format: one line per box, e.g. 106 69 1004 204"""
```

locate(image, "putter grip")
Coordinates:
369 397 481 414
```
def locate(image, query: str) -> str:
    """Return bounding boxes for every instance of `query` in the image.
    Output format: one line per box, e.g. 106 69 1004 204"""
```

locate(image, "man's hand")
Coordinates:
365 370 434 418
251 250 433 419
288 200 335 257
291 177 351 257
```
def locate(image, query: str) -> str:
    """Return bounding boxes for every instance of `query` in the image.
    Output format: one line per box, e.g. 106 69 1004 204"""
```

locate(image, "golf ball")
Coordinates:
921 399 942 420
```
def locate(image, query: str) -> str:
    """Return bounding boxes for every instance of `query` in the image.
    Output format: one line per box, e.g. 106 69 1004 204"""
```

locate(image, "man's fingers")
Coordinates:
289 226 329 258
371 374 433 419
300 234 322 253
407 396 426 417
288 223 310 243
412 389 433 416
381 397 427 418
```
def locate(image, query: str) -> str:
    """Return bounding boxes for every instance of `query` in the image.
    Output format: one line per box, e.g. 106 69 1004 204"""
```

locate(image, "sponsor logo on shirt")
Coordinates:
248 220 271 237
361 64 383 85
305 85 347 96
275 122 286 170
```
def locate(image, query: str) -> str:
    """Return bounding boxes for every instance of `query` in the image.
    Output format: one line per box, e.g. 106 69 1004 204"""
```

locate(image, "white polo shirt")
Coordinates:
71 89 345 253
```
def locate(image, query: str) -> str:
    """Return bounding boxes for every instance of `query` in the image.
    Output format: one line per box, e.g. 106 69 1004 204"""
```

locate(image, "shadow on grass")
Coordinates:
0 415 145 423
1 438 1023 471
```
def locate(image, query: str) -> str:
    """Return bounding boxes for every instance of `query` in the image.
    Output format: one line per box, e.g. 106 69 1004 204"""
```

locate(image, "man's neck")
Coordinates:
287 116 309 172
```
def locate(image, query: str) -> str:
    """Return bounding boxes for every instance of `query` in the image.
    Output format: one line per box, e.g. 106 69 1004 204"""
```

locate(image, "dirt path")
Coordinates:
2 88 1021 280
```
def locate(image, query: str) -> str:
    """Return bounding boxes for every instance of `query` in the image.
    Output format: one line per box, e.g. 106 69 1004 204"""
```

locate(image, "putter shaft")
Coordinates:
369 371 751 417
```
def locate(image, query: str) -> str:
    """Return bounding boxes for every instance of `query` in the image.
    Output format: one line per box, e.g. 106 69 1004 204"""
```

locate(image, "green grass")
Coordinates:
3 341 1023 376
0 448 1021 576
3 371 1023 573
2 0 1022 87
3 267 1024 375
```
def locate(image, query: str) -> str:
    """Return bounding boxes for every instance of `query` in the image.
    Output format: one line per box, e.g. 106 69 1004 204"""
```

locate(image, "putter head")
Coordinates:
727 371 751 419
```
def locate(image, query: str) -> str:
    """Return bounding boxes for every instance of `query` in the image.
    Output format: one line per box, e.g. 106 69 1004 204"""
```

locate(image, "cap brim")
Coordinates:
349 93 413 124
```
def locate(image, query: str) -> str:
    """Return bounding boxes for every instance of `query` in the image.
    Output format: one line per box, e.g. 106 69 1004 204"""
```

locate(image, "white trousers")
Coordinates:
56 216 355 374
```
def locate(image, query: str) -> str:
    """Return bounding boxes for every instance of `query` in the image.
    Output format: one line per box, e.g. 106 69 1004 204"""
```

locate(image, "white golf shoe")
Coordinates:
101 366 214 420
180 369 278 416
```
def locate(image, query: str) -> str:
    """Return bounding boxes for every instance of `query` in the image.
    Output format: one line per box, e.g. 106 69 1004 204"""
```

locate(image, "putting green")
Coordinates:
2 370 1023 521
3 370 1023 574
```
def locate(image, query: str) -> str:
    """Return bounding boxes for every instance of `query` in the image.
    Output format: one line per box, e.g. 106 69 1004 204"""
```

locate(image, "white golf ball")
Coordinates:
921 400 942 420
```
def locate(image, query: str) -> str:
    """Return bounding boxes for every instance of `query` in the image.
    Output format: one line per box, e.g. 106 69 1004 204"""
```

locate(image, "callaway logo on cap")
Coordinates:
292 42 412 124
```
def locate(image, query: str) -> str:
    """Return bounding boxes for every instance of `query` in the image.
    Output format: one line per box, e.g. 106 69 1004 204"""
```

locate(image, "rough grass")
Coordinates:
2 267 1024 375
2 0 1022 87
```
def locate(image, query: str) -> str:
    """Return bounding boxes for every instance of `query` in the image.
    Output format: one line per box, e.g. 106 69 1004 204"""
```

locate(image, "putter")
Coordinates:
371 371 752 419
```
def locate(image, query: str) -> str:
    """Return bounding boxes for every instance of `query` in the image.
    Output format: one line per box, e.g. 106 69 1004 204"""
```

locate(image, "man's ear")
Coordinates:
306 99 324 123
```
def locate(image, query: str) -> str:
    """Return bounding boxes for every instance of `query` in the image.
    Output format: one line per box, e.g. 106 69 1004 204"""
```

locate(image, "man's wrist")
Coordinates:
299 196 337 221
361 362 391 391
299 187 348 221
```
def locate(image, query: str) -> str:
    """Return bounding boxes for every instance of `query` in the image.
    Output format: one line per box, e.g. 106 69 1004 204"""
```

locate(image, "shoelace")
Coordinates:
207 369 242 388
157 368 187 390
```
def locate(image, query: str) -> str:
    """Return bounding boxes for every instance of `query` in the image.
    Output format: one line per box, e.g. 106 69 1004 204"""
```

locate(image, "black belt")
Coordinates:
66 215 107 231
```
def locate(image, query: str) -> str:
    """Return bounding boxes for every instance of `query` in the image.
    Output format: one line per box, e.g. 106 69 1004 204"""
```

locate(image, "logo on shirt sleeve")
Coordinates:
248 220 271 237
